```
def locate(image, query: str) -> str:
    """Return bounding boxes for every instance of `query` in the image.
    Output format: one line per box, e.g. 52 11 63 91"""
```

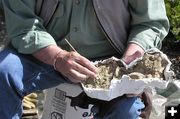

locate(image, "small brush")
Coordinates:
64 38 77 52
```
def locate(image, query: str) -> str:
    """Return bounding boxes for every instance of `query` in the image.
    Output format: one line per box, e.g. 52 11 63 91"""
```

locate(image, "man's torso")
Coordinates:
46 0 118 59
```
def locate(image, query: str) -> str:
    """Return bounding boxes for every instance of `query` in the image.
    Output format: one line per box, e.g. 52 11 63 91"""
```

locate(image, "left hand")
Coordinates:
122 43 145 64
126 91 152 119
123 44 152 118
139 92 152 119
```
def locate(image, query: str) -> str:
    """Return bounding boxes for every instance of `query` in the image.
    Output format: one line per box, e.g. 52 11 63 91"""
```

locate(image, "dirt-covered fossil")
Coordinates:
82 52 169 89
82 58 124 89
131 52 168 79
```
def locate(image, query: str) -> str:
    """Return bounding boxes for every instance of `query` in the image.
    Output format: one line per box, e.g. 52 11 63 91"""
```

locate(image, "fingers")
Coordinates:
140 106 152 119
141 92 152 108
64 52 97 78
66 69 89 83
123 43 144 64
139 92 152 119
73 61 97 78
140 111 150 119
126 92 152 119
55 51 97 83
123 51 142 64
73 52 97 74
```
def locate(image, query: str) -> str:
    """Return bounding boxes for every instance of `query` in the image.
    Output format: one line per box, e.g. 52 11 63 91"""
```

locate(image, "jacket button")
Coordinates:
75 0 80 5
73 27 78 32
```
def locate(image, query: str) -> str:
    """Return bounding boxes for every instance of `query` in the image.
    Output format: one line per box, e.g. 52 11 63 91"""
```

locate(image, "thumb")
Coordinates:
123 51 142 64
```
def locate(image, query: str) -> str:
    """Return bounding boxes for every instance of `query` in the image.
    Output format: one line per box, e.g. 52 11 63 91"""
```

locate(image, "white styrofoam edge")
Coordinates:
82 48 175 101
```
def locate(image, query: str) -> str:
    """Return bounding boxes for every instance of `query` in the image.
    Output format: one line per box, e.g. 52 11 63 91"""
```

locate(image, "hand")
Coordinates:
139 92 152 119
33 45 97 83
55 51 97 83
126 91 152 119
122 43 144 64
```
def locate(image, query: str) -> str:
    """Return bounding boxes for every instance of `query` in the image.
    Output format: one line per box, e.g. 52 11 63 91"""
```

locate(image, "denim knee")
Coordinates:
111 97 145 119
0 48 69 97
93 97 145 119
0 52 25 97
0 48 67 119
0 50 23 118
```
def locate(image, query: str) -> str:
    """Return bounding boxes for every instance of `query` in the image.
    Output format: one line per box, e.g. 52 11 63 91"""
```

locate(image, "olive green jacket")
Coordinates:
92 0 169 53
1 0 169 55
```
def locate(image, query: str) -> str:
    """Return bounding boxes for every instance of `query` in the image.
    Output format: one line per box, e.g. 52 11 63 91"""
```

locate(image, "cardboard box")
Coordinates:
42 84 93 119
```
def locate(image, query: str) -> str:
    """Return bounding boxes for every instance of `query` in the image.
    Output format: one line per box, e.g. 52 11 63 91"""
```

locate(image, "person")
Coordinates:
0 0 169 119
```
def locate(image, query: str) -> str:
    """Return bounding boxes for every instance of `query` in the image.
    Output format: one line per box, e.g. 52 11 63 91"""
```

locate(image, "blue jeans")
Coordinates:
92 97 145 119
0 48 145 119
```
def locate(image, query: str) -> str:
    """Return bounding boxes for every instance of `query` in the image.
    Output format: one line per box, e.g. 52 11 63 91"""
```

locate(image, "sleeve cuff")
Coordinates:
12 30 57 54
128 27 162 51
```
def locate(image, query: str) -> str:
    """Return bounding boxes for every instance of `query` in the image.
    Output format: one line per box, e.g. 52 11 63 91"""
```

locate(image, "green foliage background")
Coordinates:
165 0 180 40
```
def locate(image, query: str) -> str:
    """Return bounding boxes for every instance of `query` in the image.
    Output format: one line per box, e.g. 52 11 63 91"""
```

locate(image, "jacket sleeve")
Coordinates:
128 0 170 51
2 0 56 54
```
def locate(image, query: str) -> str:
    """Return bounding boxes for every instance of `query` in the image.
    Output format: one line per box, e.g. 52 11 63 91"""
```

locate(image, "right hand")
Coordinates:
54 50 97 83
